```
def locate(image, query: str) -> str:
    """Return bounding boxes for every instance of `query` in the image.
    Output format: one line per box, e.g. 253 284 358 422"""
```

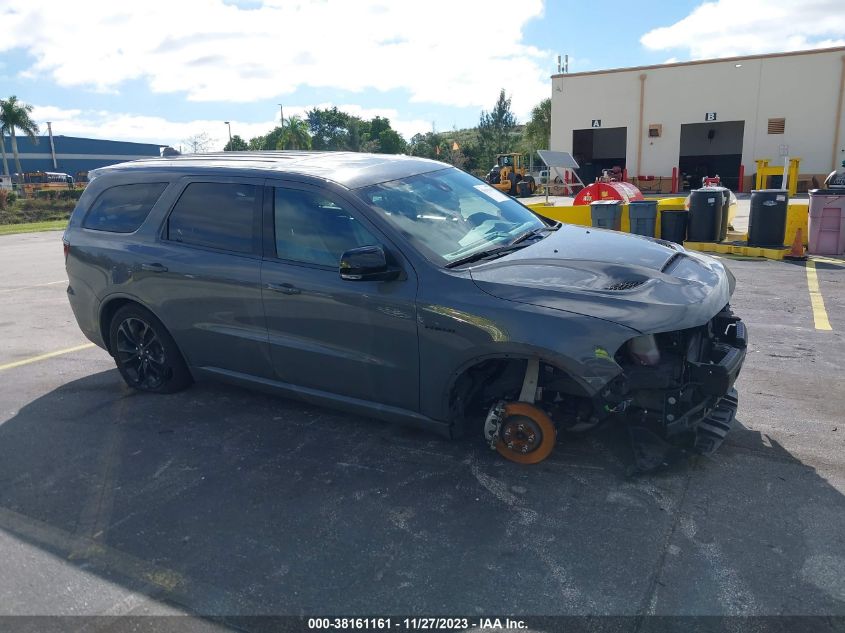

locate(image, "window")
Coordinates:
167 182 259 254
273 189 379 267
768 118 786 134
82 182 168 233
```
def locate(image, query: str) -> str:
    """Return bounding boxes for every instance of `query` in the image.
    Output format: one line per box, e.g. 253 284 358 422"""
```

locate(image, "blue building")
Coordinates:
2 135 164 179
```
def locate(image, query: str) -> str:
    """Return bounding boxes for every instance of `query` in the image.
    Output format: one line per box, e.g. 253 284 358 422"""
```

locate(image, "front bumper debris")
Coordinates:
623 307 747 472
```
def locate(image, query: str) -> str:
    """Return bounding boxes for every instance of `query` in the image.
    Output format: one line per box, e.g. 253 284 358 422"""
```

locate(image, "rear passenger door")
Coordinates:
260 181 419 411
144 178 273 379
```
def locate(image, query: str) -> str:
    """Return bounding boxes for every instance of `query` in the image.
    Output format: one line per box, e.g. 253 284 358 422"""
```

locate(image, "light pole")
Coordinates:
277 104 284 126
223 121 232 147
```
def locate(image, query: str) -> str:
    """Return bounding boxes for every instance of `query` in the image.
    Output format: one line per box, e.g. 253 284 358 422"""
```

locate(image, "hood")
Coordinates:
469 224 734 334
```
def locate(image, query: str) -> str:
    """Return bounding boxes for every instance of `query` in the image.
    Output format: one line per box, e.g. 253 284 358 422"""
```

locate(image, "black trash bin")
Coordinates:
517 180 531 197
687 188 724 242
628 200 658 237
660 210 688 244
748 189 788 247
714 187 731 241
590 200 622 231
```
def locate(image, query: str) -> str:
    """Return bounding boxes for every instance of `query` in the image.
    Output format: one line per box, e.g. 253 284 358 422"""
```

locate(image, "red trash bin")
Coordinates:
808 189 845 256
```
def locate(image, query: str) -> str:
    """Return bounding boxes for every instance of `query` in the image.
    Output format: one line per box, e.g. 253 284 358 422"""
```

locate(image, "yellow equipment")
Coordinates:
755 157 801 197
486 153 537 197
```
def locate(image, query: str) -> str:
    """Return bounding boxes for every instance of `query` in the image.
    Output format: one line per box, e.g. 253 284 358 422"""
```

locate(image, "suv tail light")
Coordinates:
63 240 70 260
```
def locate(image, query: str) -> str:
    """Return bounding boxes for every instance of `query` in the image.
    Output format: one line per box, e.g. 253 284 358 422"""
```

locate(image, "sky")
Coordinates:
1 0 843 151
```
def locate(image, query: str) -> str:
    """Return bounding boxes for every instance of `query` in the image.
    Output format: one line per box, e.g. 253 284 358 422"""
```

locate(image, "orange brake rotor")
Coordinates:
495 402 556 465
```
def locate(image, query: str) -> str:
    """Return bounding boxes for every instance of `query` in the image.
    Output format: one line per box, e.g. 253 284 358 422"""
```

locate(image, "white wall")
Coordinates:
550 48 845 178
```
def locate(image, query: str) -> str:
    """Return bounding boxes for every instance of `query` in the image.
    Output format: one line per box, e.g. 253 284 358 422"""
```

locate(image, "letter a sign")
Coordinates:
591 119 602 128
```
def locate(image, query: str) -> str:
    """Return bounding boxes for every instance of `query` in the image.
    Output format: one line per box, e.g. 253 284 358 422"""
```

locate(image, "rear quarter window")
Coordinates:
82 182 168 233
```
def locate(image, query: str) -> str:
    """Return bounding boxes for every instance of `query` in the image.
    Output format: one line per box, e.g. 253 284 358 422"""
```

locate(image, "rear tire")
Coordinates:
109 304 192 394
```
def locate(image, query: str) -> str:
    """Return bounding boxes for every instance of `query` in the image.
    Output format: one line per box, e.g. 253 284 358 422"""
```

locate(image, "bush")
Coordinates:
58 189 83 201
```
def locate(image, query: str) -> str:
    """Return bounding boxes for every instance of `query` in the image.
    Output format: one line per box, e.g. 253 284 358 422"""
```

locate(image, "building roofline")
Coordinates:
551 46 845 79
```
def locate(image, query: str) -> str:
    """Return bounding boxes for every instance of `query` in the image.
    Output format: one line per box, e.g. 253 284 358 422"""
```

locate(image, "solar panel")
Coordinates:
536 150 579 170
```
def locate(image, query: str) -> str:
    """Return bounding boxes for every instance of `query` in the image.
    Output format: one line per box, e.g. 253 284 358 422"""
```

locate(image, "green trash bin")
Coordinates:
628 200 658 237
590 200 622 231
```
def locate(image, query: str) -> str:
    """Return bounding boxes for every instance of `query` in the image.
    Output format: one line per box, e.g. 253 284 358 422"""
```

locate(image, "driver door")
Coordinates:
260 181 420 412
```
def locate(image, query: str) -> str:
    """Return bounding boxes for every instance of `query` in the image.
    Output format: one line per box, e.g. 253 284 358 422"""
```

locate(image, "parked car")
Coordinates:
64 151 746 470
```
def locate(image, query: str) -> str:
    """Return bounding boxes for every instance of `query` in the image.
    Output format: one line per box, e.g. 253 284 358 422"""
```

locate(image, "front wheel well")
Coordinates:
447 357 592 438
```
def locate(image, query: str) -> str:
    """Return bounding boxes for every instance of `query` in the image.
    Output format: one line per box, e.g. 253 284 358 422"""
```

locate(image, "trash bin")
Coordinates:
808 189 845 255
660 210 688 244
628 200 658 237
517 180 531 197
687 188 724 242
590 200 622 231
715 187 731 241
748 189 788 247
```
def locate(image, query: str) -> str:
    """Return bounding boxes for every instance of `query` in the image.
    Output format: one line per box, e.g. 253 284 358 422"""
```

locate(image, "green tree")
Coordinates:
278 116 312 150
524 98 551 151
377 128 406 154
306 107 351 150
223 135 249 151
0 96 40 176
477 89 517 169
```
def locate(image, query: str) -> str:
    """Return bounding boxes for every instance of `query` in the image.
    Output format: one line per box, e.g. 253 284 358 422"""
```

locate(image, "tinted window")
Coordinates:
82 182 168 233
274 189 379 267
167 182 258 254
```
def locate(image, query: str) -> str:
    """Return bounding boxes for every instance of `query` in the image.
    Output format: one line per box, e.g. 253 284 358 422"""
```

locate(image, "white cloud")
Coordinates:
1 0 551 119
641 0 845 59
31 103 432 150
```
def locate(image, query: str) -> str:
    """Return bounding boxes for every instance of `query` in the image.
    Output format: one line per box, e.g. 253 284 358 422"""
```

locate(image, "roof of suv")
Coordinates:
92 151 450 189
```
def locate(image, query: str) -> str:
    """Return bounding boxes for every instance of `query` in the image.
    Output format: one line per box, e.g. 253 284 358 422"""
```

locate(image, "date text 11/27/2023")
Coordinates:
307 618 528 630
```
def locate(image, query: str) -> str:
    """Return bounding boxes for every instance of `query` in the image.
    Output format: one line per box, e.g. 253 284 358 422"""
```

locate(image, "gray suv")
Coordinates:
64 151 746 470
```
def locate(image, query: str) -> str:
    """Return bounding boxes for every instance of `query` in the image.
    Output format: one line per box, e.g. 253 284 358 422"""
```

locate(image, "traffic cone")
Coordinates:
784 228 807 260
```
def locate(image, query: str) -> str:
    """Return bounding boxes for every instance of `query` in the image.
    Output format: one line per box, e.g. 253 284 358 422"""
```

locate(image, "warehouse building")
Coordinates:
2 135 163 180
550 46 845 192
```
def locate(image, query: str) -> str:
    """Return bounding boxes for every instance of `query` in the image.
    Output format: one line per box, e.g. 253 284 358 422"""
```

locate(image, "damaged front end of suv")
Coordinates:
600 305 746 471
463 228 748 472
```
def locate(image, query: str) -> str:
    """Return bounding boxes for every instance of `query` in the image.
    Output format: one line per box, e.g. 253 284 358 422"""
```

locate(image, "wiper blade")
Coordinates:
445 223 560 269
508 223 558 246
445 244 521 268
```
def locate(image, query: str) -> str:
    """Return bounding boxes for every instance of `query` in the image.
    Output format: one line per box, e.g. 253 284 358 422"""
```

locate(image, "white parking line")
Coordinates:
0 280 66 294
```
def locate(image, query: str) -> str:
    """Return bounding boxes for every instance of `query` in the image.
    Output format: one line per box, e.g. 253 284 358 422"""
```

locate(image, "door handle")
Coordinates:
266 282 301 295
140 263 168 273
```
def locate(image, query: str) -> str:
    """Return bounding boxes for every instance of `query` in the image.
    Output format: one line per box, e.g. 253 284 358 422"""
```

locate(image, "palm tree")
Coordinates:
277 116 312 150
0 96 40 177
0 128 9 177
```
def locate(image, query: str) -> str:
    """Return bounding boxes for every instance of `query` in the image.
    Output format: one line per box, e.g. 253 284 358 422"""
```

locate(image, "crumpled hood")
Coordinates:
470 224 734 334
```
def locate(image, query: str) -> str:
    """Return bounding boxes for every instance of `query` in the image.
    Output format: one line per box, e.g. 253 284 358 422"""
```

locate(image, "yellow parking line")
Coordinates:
805 260 832 331
0 343 96 372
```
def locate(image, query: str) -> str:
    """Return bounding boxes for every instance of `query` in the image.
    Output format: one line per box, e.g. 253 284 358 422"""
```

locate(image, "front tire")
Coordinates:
109 304 192 394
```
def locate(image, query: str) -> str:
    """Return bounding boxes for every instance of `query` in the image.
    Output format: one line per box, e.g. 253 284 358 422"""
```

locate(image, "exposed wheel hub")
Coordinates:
500 415 542 454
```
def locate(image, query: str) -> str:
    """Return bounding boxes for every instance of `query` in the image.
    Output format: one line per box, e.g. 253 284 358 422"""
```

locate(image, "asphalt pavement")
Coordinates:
0 230 843 629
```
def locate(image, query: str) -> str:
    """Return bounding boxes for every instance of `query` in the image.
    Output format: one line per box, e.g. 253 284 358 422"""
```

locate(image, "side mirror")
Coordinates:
339 245 400 281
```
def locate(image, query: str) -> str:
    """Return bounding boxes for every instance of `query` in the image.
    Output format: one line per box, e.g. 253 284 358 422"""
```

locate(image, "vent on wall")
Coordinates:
648 124 662 138
768 118 786 134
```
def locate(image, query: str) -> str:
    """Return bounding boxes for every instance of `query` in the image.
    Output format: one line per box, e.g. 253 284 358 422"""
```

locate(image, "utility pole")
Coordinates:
278 104 284 126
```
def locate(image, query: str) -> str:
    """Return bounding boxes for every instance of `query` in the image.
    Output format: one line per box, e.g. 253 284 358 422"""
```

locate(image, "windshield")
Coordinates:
356 168 546 265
